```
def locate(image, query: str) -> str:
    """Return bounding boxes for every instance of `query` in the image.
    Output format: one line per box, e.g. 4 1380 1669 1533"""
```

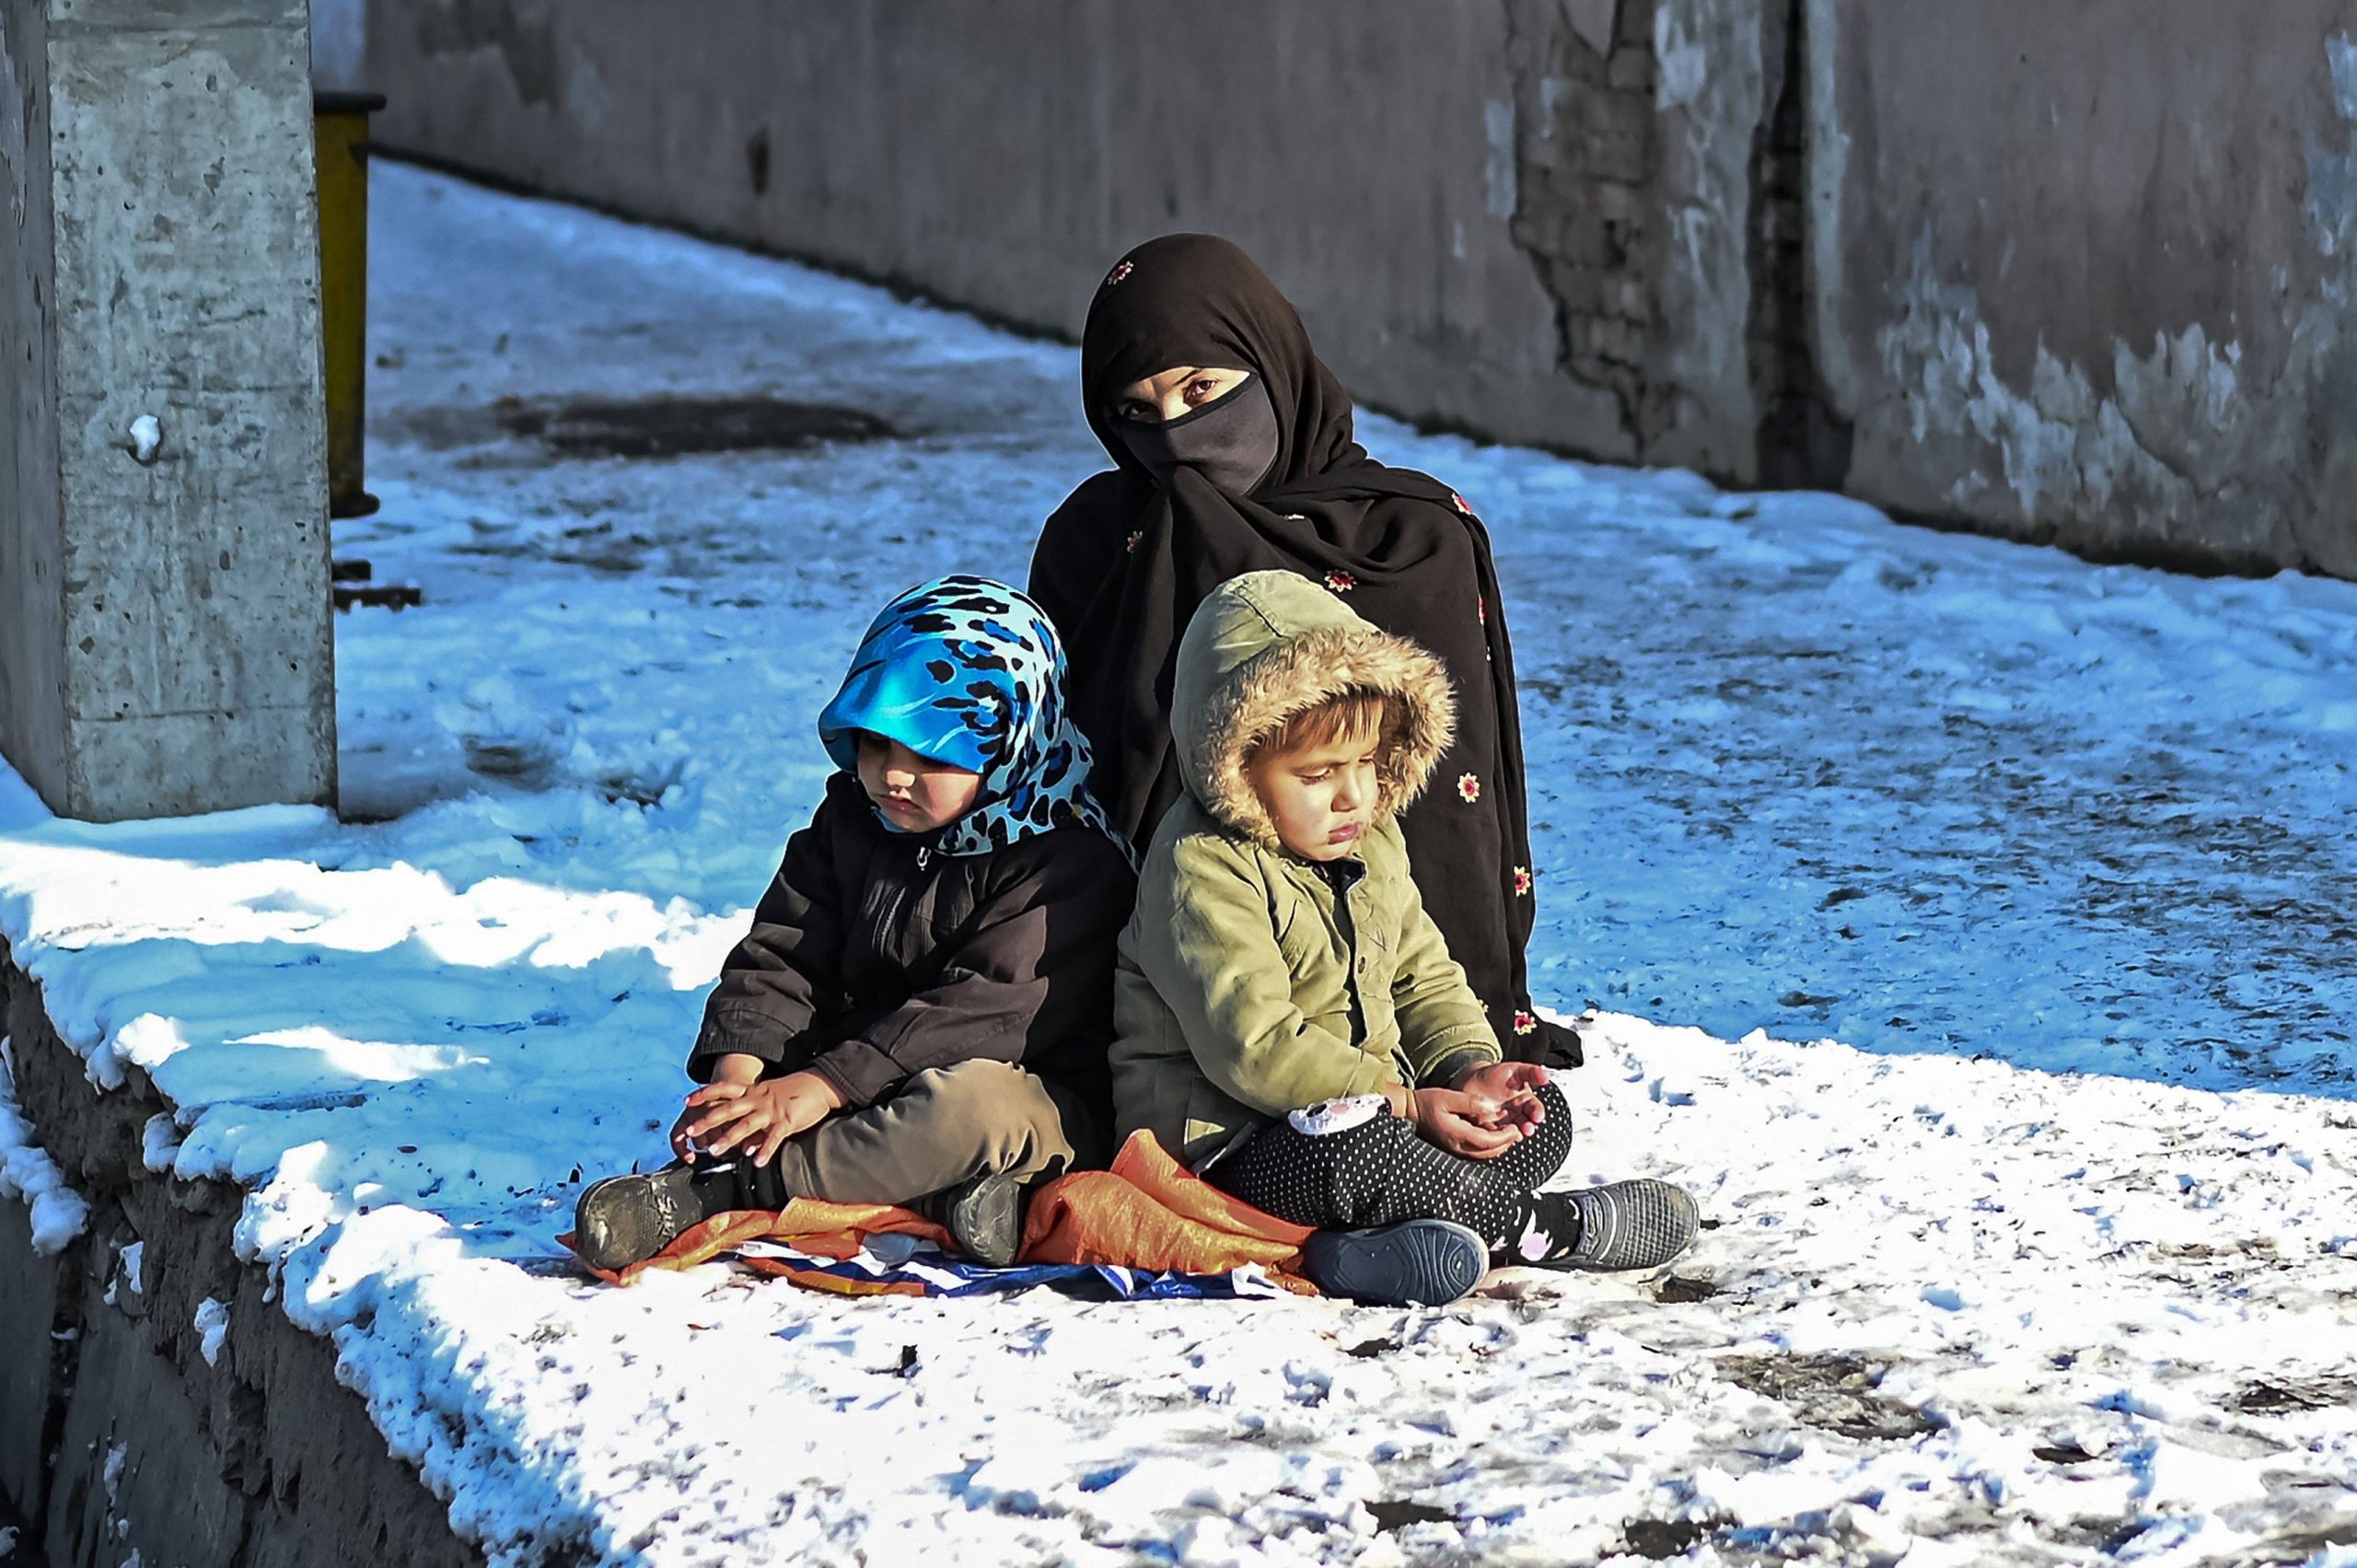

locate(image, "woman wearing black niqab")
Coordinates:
1028 234 1580 1070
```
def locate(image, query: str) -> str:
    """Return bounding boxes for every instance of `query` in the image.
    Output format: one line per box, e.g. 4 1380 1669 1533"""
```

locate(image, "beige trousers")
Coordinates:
761 1059 1100 1206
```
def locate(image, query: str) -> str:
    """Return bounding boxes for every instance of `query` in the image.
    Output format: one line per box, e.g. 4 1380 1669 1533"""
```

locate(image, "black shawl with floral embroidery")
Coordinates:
1028 234 1577 1068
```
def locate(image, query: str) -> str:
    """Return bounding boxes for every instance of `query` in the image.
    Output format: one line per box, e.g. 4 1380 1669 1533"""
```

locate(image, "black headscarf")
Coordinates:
1028 234 1579 1068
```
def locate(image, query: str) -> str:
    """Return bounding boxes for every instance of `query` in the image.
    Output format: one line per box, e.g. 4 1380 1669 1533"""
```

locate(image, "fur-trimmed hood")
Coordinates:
1171 571 1456 850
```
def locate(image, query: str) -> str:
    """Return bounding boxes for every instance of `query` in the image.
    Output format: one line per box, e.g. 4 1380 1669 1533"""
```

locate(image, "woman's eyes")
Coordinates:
1114 376 1235 422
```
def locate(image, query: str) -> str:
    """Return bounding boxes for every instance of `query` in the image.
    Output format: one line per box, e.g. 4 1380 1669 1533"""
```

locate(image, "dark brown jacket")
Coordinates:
691 773 1136 1121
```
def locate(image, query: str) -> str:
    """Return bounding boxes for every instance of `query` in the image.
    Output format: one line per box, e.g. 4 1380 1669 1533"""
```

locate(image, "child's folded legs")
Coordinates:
1205 1080 1576 1239
1203 1080 1699 1301
767 1059 1098 1208
579 1061 1102 1274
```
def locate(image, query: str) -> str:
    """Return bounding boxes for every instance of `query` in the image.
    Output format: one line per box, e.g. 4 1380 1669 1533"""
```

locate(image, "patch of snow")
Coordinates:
142 1112 182 1171
193 1297 230 1365
0 1034 90 1253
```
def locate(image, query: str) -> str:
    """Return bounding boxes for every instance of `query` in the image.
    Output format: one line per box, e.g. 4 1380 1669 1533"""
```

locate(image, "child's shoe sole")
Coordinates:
574 1166 704 1272
1303 1219 1488 1306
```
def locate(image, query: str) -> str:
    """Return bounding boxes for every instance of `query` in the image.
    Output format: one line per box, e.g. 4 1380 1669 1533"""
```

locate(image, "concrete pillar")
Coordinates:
1 0 336 823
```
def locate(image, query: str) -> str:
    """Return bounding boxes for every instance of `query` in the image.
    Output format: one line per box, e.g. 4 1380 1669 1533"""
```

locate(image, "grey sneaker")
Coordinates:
1303 1219 1489 1306
574 1163 731 1272
939 1169 1029 1268
1548 1180 1701 1272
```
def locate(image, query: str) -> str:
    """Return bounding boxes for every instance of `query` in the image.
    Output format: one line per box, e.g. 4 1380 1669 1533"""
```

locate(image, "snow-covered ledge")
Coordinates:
1 945 474 1568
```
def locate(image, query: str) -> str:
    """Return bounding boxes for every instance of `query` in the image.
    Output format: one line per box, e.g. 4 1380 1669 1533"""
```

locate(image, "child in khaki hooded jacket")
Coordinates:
1111 572 1697 1306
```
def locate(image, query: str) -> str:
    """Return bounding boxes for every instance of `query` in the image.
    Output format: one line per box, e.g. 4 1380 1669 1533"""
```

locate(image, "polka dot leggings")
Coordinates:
1206 1080 1573 1252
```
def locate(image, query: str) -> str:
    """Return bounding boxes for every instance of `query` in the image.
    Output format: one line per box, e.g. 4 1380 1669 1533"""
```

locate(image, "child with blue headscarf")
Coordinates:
575 577 1136 1270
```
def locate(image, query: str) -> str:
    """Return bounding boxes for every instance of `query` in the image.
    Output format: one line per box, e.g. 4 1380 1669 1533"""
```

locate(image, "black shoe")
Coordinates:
1542 1180 1700 1272
938 1169 1028 1268
574 1162 735 1272
1302 1219 1488 1307
1535 1015 1586 1070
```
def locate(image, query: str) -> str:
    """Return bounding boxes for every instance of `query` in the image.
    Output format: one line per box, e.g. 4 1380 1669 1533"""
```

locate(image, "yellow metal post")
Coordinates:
314 89 385 519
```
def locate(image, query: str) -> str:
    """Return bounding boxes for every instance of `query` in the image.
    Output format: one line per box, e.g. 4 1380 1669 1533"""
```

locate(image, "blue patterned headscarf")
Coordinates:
818 575 1125 857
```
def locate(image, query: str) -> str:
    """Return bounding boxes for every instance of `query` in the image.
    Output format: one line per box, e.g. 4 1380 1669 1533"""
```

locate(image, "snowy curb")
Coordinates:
0 948 476 1567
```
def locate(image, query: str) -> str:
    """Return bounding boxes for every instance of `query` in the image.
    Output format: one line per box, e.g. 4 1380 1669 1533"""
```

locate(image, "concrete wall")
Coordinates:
359 0 2357 579
363 0 1780 476
1 2 68 809
311 0 370 92
1807 1 2357 578
0 0 338 823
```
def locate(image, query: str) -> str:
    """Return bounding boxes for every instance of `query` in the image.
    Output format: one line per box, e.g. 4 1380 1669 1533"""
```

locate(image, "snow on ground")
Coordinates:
0 164 2353 1564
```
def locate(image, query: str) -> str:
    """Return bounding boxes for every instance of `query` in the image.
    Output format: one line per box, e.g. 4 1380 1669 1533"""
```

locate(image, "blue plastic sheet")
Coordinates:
738 1233 1288 1301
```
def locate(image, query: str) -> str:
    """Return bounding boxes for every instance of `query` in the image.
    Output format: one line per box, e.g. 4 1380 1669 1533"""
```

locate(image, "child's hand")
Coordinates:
669 1054 762 1159
674 1071 844 1167
1411 1087 1526 1159
1454 1062 1550 1135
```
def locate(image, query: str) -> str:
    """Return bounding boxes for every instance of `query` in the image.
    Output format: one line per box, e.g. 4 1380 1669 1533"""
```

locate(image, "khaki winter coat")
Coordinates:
1110 572 1502 1165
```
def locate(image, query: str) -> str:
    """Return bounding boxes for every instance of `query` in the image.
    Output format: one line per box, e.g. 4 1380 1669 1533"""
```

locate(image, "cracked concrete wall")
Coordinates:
1644 0 1772 478
364 0 1767 471
362 1 2357 579
1495 0 1775 477
1809 0 2357 577
2 0 340 821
